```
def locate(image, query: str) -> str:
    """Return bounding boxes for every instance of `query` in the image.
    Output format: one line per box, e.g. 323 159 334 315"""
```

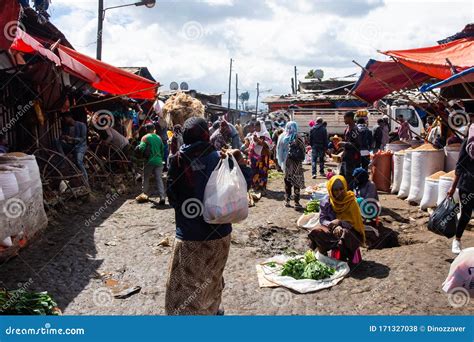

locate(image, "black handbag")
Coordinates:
428 198 459 238
288 141 305 162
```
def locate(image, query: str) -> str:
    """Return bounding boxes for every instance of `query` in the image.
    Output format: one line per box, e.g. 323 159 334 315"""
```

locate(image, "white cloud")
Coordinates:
47 0 472 105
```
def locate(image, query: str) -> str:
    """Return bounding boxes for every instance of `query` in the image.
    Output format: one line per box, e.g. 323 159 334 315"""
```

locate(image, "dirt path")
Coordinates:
0 167 473 315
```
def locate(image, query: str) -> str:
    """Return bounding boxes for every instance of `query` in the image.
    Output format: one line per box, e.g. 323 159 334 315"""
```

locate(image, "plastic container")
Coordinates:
371 151 392 193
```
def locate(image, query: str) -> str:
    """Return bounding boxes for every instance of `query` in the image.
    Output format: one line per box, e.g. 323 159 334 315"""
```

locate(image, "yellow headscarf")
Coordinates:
326 175 365 242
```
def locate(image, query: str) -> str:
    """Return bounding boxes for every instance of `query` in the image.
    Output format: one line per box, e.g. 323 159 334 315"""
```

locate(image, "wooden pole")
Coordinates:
256 83 260 116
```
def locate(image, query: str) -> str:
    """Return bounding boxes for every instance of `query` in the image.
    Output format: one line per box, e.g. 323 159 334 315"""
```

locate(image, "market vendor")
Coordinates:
352 167 378 201
55 112 88 183
340 111 361 190
308 175 365 264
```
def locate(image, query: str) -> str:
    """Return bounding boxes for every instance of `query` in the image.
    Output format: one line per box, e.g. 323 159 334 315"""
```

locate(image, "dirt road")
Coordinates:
0 167 473 315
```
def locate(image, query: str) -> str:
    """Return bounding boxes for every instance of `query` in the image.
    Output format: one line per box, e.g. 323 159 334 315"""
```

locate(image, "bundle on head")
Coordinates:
162 92 205 127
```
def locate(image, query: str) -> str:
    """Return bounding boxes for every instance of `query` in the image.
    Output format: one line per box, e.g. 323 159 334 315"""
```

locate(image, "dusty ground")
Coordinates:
0 166 473 315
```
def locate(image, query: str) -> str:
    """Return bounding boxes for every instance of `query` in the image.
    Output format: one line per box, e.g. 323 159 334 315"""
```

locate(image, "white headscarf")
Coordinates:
252 120 272 155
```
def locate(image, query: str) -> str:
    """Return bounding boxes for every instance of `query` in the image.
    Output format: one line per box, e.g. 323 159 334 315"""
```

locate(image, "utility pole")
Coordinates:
255 82 260 117
294 66 298 94
291 78 295 94
97 0 104 60
227 58 233 114
235 73 239 111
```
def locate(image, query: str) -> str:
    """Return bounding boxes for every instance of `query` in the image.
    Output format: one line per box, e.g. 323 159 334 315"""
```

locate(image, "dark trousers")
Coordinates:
311 147 325 175
361 155 370 171
456 190 474 239
284 178 300 203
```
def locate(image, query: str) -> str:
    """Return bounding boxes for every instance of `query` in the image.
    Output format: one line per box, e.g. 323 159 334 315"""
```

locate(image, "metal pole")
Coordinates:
235 73 239 111
97 0 104 60
294 66 298 94
255 83 260 116
291 78 295 94
227 58 233 113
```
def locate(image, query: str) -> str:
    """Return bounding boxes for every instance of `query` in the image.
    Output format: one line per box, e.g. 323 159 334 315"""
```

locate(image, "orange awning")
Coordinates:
382 38 474 80
58 46 158 100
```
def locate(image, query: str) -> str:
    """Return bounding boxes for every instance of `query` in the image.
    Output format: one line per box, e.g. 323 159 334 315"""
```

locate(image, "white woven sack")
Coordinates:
391 152 405 194
0 171 19 199
444 146 461 172
420 179 439 210
437 177 460 205
398 151 412 199
407 150 445 204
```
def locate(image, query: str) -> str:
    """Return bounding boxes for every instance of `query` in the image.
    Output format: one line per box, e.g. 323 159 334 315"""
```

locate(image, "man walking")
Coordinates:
309 117 328 178
340 111 361 190
137 123 166 205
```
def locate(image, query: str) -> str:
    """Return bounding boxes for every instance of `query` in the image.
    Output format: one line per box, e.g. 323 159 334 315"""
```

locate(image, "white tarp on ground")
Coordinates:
259 252 350 294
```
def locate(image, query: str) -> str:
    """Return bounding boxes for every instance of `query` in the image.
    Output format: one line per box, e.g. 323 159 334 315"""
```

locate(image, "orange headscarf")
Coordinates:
327 175 365 242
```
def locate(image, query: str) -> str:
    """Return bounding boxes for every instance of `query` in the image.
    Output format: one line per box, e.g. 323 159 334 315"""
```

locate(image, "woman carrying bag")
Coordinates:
447 115 474 254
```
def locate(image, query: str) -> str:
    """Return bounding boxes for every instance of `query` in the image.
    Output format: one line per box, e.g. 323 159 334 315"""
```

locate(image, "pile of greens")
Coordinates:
304 200 320 215
0 290 60 315
281 250 335 280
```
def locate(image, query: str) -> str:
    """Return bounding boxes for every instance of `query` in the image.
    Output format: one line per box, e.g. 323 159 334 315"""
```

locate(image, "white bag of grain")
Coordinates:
444 144 461 172
419 171 445 210
391 151 405 194
437 171 459 205
397 150 413 199
0 170 19 199
0 153 42 190
0 165 32 201
407 146 445 204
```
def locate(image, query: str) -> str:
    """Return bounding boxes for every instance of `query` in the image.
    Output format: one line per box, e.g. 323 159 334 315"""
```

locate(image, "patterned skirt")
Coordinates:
165 235 231 315
251 154 270 190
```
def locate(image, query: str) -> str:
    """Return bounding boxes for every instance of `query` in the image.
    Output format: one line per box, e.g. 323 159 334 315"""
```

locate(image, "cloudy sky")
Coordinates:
48 0 472 106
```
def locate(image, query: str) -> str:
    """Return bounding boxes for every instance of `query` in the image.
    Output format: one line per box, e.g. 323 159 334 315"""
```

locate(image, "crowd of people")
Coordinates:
40 102 474 315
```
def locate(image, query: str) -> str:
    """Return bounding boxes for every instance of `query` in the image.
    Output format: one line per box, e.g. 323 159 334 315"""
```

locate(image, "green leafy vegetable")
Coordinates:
281 250 335 280
304 200 320 215
0 290 60 315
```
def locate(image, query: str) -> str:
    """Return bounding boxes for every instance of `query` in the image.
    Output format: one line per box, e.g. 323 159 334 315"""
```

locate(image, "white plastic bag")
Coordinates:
420 179 439 210
442 247 474 298
407 150 445 204
203 155 248 224
444 146 461 172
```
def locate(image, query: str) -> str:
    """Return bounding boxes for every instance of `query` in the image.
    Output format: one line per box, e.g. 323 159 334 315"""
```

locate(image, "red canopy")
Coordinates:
350 59 430 104
383 38 474 80
58 46 158 100
10 29 99 83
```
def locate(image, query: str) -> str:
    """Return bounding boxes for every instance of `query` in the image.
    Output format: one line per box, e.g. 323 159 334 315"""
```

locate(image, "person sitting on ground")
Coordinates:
352 167 378 201
55 112 88 183
136 123 166 205
308 175 365 263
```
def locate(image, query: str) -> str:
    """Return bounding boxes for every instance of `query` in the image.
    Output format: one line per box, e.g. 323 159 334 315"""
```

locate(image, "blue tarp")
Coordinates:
420 67 474 92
